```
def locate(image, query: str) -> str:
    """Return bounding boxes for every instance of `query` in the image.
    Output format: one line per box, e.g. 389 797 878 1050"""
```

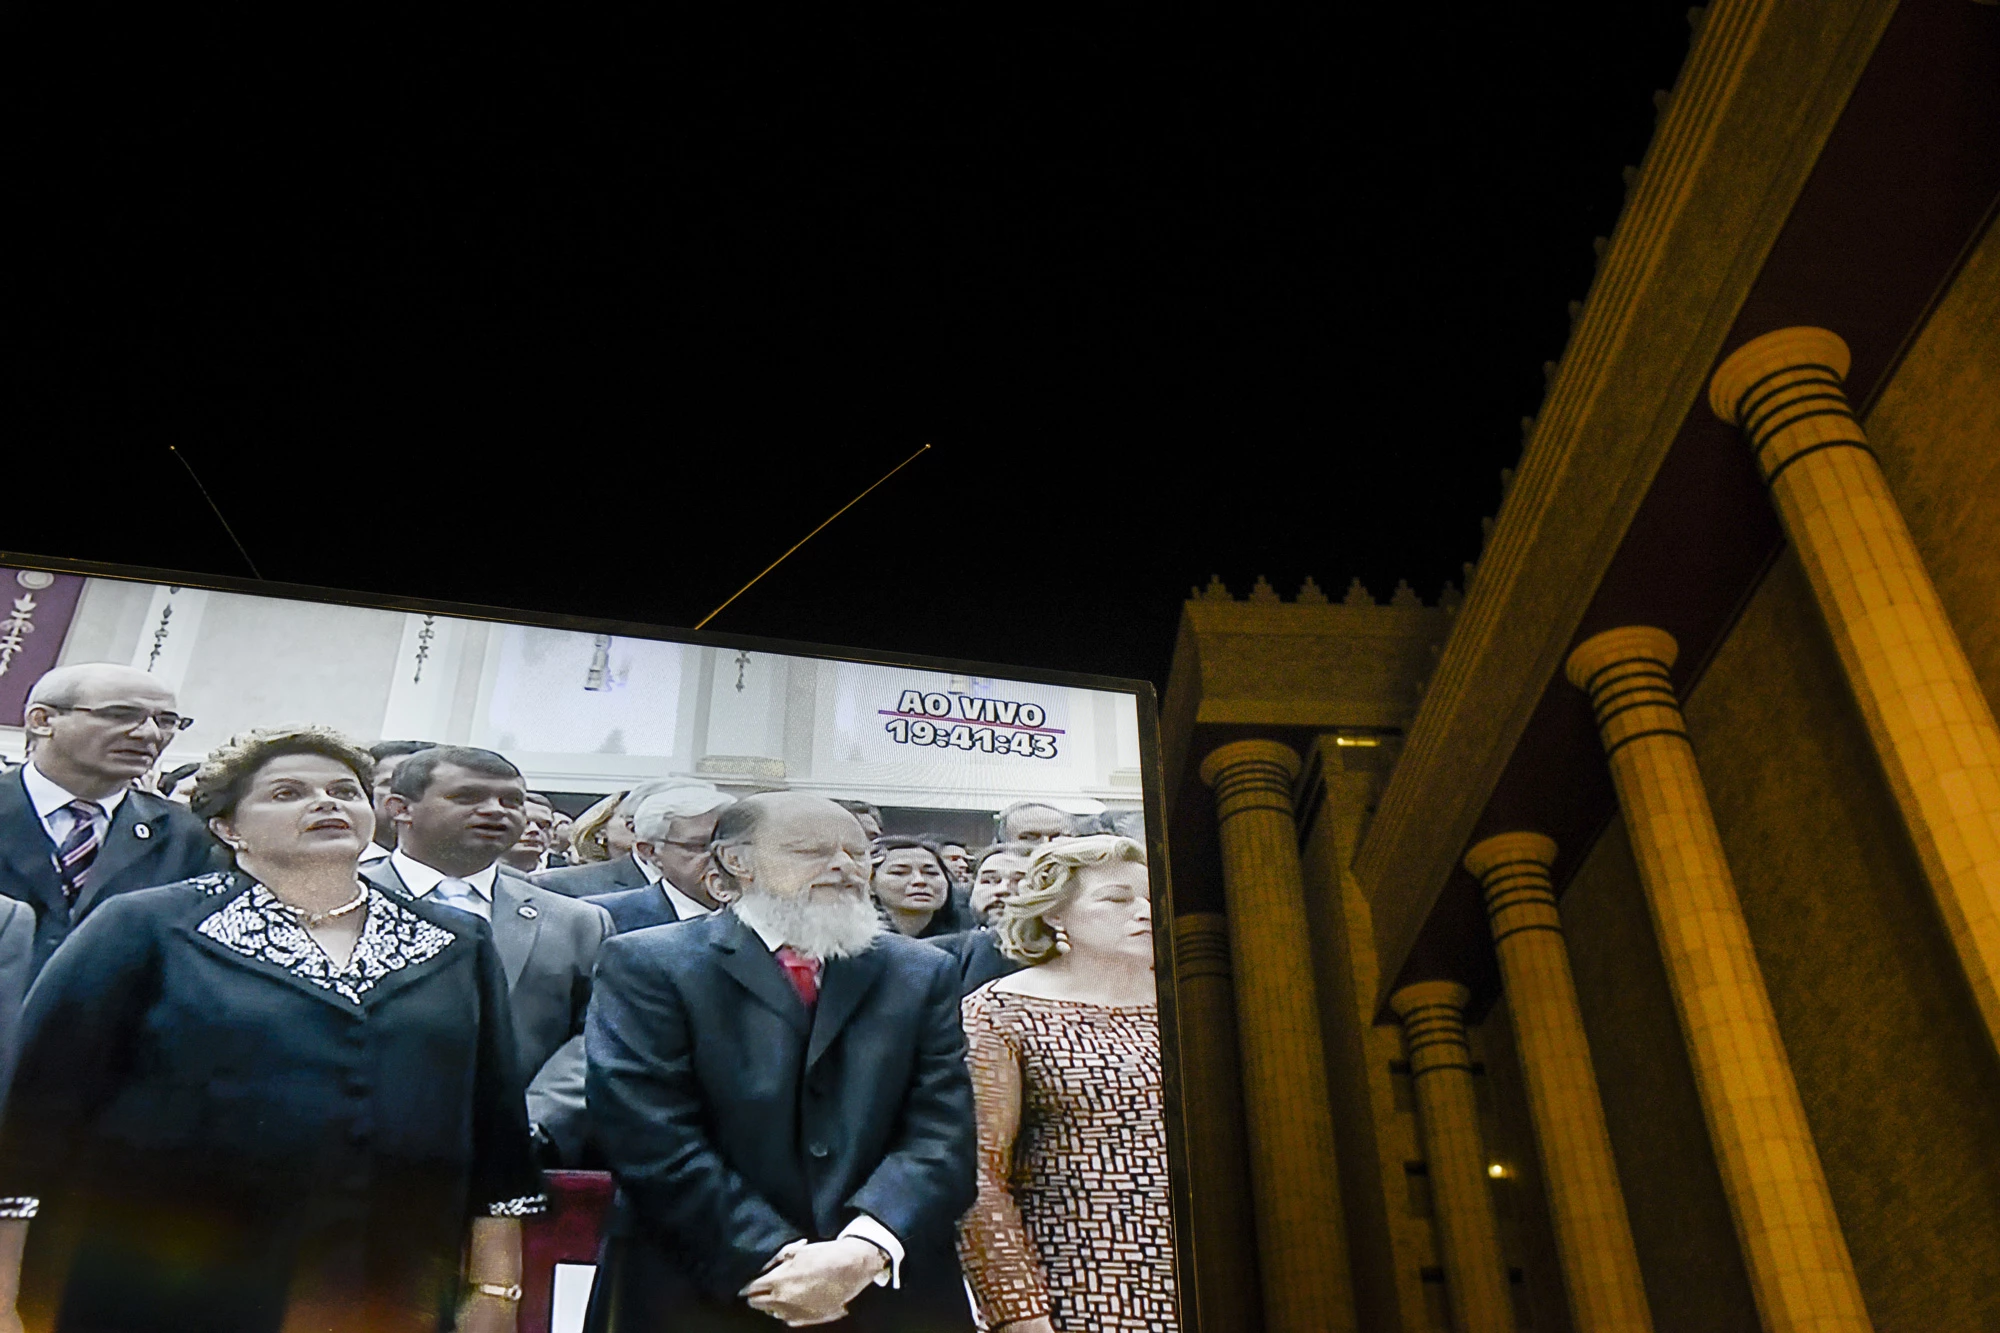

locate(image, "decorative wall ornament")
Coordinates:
147 588 179 672
584 634 612 691
412 614 437 684
0 593 38 679
735 650 751 692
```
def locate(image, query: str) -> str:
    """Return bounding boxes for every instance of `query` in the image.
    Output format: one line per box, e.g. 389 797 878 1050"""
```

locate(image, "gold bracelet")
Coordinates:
470 1281 523 1302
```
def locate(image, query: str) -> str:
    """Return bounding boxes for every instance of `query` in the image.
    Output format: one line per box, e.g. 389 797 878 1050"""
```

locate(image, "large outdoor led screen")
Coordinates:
0 555 1181 1333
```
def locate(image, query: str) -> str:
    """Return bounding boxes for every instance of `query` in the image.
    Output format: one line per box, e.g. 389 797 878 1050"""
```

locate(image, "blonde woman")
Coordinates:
564 791 622 865
956 835 1176 1333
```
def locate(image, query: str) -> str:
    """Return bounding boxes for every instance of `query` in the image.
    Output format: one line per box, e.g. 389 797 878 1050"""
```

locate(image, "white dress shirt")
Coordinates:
21 761 126 849
389 849 499 922
635 855 664 884
733 909 903 1286
660 880 712 922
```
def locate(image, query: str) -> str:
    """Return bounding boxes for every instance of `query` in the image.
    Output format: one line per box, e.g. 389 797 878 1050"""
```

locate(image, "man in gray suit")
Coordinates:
0 897 34 1098
360 745 613 1165
533 778 724 899
587 785 735 934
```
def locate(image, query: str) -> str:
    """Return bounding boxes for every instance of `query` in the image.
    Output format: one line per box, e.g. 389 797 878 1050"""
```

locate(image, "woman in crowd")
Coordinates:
870 835 973 939
565 790 622 864
957 835 1175 1333
0 726 541 1333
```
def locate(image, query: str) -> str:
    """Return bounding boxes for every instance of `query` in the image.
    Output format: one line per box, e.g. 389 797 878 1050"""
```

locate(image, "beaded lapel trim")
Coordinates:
196 880 456 1005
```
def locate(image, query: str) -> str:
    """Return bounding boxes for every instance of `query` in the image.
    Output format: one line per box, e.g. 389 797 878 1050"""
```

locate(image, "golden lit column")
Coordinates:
1172 912 1263 1333
1464 833 1653 1333
1387 981 1512 1333
1199 740 1355 1333
1712 326 2000 1058
1566 628 1872 1333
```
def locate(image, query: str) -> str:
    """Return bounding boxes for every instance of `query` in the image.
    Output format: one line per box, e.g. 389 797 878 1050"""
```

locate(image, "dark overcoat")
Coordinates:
584 910 977 1332
530 852 647 899
586 882 693 934
0 871 542 1333
0 766 227 974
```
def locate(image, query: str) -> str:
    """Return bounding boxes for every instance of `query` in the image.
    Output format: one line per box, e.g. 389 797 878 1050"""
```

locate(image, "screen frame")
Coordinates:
0 546 1199 1330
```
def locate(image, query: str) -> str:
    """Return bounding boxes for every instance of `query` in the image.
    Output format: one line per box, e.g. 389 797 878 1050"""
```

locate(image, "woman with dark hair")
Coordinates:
0 726 540 1333
870 836 973 939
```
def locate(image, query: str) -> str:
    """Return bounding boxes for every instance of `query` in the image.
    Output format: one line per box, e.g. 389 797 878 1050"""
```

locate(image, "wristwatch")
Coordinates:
470 1281 523 1302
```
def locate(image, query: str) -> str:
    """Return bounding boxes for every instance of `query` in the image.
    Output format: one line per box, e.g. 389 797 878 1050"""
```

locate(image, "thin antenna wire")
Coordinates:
694 442 932 630
167 446 264 579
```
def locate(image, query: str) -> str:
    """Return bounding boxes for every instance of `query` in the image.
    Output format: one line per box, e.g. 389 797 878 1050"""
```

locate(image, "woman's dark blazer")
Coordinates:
0 871 543 1333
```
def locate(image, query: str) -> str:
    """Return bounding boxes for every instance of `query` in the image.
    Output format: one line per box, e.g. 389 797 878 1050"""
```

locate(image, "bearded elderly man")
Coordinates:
584 791 976 1332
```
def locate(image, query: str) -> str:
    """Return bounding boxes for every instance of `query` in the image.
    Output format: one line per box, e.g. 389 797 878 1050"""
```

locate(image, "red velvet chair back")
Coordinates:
518 1170 616 1332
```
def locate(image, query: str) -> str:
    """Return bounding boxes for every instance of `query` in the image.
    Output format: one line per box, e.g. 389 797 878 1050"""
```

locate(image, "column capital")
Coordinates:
1173 913 1233 983
1199 738 1302 788
1464 831 1558 881
1388 979 1472 1020
1564 625 1678 691
1708 326 1851 424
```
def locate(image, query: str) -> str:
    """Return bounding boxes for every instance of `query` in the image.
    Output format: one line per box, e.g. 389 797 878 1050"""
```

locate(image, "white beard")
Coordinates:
732 886 882 960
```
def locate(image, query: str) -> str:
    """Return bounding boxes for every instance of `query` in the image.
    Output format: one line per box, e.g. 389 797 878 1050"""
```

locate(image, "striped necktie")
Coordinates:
54 800 105 905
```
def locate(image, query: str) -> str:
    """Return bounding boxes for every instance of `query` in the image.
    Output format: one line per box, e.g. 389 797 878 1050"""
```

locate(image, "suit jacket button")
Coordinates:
808 1142 830 1159
134 823 151 840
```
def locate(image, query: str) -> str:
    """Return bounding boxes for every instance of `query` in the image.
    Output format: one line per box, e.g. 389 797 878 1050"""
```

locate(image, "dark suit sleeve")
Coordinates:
585 934 803 1296
0 900 36 1100
0 892 163 1209
846 948 979 1250
467 925 543 1217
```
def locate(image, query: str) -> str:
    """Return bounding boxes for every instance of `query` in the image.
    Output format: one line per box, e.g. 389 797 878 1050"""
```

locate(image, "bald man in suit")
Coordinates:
0 664 224 976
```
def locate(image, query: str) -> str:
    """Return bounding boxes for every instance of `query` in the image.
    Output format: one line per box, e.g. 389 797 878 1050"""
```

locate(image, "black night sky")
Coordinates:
8 5 1696 691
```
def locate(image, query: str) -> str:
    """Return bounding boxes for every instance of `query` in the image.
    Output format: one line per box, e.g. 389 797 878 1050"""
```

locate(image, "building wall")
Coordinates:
1557 820 1759 1331
1297 745 1433 1331
1678 551 2000 1331
23 576 1147 812
1866 214 2000 713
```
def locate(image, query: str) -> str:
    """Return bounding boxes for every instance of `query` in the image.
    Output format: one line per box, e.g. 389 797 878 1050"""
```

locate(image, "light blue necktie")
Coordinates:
433 878 487 919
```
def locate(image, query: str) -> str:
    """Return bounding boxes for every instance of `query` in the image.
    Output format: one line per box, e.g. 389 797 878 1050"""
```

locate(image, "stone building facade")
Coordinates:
1159 3 2000 1329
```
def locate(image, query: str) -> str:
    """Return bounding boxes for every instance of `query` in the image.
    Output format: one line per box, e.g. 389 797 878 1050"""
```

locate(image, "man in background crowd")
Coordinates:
967 842 1034 928
362 745 613 1166
362 739 433 865
548 808 575 864
588 785 735 933
585 792 976 1330
994 800 1073 846
0 664 224 974
535 779 690 898
835 798 883 841
937 841 972 886
502 792 559 874
925 841 1033 997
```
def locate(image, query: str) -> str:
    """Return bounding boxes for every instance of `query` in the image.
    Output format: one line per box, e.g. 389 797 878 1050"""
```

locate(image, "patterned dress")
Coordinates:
957 986 1178 1332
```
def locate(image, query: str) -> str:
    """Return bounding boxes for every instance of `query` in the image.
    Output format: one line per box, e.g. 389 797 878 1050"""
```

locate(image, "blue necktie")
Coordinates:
54 801 104 905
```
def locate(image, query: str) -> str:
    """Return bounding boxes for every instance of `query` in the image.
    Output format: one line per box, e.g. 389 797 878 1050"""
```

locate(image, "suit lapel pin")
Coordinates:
518 903 539 919
133 823 151 840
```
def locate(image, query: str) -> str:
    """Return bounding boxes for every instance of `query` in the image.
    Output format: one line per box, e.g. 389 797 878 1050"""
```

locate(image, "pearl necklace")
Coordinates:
280 883 370 928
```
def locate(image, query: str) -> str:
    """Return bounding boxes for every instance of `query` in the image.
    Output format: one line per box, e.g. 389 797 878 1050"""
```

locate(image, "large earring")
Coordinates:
1053 924 1071 955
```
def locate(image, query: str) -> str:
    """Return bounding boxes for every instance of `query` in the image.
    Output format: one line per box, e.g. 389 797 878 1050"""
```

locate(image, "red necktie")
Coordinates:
775 946 821 1010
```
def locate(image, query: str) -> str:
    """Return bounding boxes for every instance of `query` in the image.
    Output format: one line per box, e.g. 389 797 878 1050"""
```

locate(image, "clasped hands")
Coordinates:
740 1236 886 1326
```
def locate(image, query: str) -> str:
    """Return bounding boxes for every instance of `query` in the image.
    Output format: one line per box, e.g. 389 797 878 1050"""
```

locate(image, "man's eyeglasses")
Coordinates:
54 705 195 732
